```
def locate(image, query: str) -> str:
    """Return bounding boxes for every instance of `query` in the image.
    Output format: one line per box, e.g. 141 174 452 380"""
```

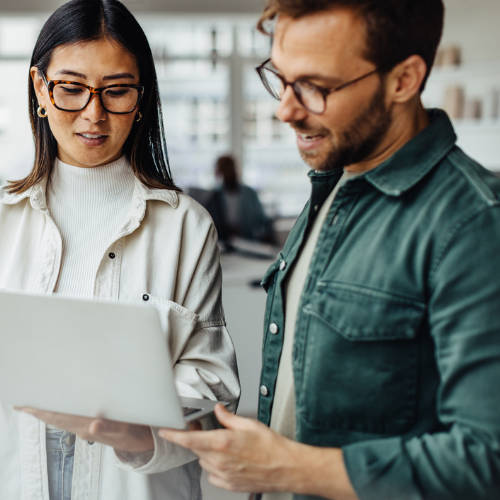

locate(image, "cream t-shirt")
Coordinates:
262 170 361 500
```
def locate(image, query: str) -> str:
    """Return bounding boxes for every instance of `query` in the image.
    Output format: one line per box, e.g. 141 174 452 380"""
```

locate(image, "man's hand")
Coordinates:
15 407 154 453
159 404 358 500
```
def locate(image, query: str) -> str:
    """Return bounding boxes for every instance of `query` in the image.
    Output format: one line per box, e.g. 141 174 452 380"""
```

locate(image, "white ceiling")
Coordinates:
0 0 265 14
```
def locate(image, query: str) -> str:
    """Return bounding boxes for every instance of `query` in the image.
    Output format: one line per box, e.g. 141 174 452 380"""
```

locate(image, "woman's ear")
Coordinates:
386 55 428 105
30 67 47 108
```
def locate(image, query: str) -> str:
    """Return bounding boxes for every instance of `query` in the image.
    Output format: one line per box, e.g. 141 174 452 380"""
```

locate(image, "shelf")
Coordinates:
429 60 500 82
453 119 500 132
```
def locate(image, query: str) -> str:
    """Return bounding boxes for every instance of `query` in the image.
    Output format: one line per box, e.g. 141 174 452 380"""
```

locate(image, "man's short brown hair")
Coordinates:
257 0 444 91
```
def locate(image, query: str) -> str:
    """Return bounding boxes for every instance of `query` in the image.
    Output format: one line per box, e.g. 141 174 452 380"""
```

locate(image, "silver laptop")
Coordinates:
0 290 226 429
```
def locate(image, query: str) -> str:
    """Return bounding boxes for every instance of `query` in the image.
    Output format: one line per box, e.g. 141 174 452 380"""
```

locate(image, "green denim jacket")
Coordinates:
258 110 500 500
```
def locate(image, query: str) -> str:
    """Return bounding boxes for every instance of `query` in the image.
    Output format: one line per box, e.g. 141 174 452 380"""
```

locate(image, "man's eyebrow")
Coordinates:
268 59 342 86
54 70 137 81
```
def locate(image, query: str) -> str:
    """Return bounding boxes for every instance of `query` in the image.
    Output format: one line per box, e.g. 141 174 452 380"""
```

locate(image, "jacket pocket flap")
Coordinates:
148 294 198 334
304 281 425 341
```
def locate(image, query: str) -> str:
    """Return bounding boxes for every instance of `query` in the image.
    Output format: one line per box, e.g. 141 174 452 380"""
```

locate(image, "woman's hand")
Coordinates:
14 407 154 453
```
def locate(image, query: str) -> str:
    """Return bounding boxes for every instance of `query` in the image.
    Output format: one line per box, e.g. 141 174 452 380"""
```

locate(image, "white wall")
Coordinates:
0 0 264 14
441 0 500 63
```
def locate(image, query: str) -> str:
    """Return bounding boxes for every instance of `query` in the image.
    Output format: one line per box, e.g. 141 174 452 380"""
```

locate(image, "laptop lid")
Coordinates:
0 290 219 429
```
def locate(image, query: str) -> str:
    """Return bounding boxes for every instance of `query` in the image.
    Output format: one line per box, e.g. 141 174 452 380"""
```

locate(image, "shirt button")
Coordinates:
314 205 319 211
260 385 269 397
109 252 115 259
279 260 286 271
269 323 278 335
142 294 150 301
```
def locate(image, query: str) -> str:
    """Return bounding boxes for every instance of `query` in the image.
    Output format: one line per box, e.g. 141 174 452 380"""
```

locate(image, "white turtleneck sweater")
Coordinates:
47 156 136 298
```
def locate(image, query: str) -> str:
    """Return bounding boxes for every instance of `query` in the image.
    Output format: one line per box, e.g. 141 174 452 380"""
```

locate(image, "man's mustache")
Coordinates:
289 120 329 136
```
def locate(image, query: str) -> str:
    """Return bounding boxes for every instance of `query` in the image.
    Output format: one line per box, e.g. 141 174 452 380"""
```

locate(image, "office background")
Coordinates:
0 1 498 498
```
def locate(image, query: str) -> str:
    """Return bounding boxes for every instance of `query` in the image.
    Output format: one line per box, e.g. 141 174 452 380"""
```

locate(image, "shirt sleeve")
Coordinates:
343 206 500 500
116 216 240 474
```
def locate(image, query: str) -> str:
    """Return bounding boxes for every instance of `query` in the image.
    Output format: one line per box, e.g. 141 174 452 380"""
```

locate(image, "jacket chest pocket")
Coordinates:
143 294 199 364
299 281 425 435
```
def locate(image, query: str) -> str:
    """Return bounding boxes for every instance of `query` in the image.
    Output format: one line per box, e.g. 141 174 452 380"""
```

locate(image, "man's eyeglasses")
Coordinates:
255 58 390 115
40 72 144 114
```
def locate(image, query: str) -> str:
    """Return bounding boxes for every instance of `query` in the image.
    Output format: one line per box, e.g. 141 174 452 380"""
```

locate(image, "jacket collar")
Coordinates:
2 177 179 212
2 183 48 210
363 109 457 197
307 109 457 197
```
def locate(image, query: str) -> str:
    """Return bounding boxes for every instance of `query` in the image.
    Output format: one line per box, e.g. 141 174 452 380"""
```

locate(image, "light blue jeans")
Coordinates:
46 429 76 500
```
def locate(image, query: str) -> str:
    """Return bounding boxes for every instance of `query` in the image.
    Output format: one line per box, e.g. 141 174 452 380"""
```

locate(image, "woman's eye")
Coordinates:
106 89 130 98
60 86 84 95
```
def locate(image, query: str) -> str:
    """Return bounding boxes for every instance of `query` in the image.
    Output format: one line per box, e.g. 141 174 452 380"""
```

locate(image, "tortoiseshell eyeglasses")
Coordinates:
40 72 144 114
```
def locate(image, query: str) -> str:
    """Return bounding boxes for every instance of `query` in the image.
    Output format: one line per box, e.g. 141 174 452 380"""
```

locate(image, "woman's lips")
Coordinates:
76 133 109 147
296 132 327 151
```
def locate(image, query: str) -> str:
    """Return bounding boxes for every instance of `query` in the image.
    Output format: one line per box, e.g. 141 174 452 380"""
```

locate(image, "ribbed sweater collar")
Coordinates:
50 155 135 197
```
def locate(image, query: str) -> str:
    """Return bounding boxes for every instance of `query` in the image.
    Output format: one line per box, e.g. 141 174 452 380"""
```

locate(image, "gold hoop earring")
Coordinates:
37 106 48 119
135 112 142 123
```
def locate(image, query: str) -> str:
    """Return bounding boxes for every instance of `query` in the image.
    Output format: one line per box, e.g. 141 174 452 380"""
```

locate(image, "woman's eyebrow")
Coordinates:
55 69 86 79
53 70 136 80
102 72 137 81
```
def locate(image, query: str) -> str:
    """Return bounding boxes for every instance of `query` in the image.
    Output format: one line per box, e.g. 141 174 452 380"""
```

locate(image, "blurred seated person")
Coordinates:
214 155 275 243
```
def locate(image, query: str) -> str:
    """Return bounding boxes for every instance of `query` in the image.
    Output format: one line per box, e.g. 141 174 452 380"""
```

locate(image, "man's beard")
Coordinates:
295 82 392 172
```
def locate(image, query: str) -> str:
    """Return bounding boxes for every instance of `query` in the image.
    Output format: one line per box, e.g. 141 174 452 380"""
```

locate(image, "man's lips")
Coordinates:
295 131 327 151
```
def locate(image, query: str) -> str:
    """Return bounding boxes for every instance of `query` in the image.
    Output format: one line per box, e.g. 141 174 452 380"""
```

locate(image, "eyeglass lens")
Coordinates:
52 84 140 113
260 67 326 114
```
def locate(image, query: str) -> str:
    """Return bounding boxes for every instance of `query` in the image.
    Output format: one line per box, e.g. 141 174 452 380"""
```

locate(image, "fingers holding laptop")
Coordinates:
14 407 154 453
159 403 302 493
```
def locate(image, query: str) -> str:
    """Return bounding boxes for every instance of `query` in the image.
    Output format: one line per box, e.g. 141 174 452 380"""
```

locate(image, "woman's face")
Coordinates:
31 38 140 169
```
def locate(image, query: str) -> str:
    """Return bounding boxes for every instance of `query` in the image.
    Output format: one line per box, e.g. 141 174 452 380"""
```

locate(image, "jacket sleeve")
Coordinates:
116 208 240 474
342 206 500 500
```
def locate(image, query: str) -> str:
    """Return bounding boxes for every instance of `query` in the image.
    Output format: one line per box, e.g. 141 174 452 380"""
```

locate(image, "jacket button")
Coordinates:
269 323 278 335
279 260 286 271
142 294 150 301
109 253 115 259
260 385 269 397
65 434 76 446
314 205 319 211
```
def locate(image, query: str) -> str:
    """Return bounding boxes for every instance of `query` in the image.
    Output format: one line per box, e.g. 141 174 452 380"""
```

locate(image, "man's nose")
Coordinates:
275 86 309 124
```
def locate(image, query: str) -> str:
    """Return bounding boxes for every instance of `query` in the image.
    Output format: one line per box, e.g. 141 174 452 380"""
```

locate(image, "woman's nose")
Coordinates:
81 93 107 122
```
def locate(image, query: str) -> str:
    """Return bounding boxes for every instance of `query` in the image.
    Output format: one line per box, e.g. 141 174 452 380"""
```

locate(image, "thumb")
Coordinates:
214 403 248 430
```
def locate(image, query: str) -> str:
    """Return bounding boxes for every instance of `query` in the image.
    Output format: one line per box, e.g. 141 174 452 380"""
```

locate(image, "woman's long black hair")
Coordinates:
9 0 180 194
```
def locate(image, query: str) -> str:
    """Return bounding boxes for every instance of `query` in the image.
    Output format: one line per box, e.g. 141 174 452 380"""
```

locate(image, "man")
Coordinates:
160 1 500 499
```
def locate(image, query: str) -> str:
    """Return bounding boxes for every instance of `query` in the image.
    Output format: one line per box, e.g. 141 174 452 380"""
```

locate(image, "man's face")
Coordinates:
271 8 393 172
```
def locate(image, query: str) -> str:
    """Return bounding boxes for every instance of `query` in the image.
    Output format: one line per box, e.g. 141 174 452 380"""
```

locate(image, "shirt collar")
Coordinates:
2 175 179 211
363 109 457 197
307 109 457 197
2 183 47 210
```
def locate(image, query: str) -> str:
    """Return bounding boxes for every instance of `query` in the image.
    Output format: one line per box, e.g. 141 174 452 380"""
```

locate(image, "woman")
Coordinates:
0 1 239 499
